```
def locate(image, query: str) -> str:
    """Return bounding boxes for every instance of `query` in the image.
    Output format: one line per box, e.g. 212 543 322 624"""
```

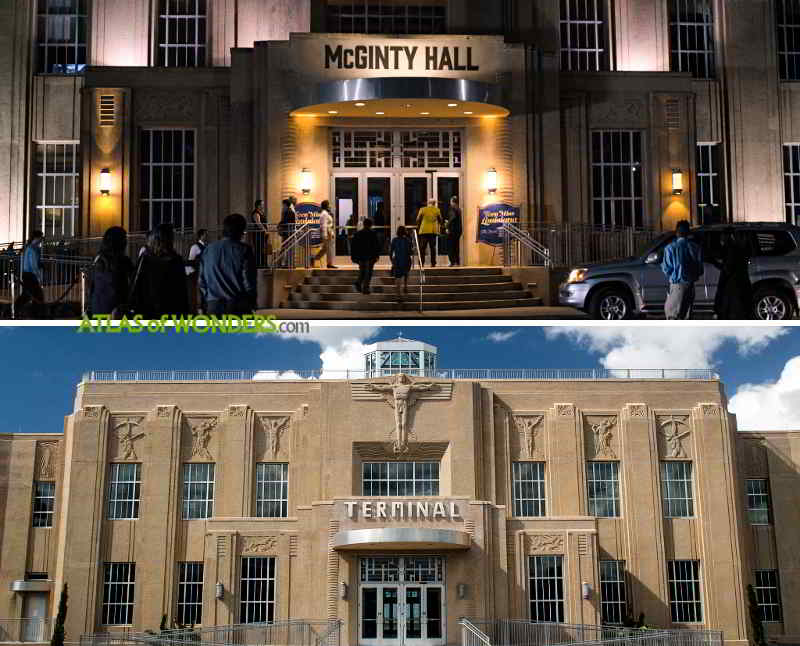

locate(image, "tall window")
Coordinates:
326 1 447 34
362 462 439 496
32 142 80 237
667 560 703 623
661 461 694 518
157 0 207 67
753 570 783 622
746 479 771 525
37 0 88 74
108 463 141 520
182 463 215 520
256 463 289 518
696 143 722 223
177 562 204 626
599 560 627 624
559 0 609 71
512 462 546 517
332 130 462 170
783 144 800 224
777 0 800 80
32 481 55 528
240 557 276 623
591 131 644 228
668 0 715 79
102 562 136 625
139 129 195 232
586 462 620 517
529 555 564 623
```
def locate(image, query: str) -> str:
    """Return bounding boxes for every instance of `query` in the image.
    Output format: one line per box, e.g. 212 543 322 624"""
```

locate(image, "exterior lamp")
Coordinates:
671 168 683 195
486 168 497 194
99 168 112 196
300 168 312 195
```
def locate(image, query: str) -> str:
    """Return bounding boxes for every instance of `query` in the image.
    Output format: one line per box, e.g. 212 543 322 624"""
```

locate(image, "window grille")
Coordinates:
32 142 80 238
529 556 565 623
696 143 722 223
362 462 439 496
591 131 644 228
668 0 715 79
783 144 800 224
331 130 462 169
108 463 141 520
512 462 546 517
177 562 204 625
667 560 703 623
559 0 609 71
139 129 195 232
777 0 800 80
32 481 56 527
240 557 276 623
754 570 783 622
587 462 620 517
400 131 462 168
157 0 207 67
599 560 627 624
102 562 136 625
36 0 88 74
99 95 116 126
661 461 694 518
256 463 289 518
182 463 215 519
326 1 446 34
746 479 771 525
360 557 443 583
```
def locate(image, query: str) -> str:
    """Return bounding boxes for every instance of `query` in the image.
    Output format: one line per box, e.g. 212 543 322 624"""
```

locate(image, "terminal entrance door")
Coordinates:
358 556 445 646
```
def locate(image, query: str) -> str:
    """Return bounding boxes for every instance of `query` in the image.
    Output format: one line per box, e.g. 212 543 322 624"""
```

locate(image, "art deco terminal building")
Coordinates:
3 0 800 263
0 338 799 646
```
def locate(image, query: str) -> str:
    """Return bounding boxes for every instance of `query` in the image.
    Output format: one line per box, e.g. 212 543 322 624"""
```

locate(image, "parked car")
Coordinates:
559 223 800 320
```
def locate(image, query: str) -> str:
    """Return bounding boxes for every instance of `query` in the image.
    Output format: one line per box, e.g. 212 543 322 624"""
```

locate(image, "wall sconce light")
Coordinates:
581 582 592 600
671 168 683 195
457 583 468 599
300 168 312 196
339 582 348 600
99 168 112 196
486 168 497 194
215 582 224 600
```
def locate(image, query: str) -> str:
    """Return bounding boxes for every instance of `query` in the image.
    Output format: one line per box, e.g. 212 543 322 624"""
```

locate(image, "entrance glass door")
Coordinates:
367 175 392 256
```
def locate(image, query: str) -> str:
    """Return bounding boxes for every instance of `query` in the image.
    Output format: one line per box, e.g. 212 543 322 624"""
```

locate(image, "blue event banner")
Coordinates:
294 202 321 245
477 202 520 246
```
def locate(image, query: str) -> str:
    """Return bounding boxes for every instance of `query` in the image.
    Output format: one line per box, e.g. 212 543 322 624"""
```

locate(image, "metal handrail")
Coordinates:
273 223 312 269
502 223 552 267
460 618 492 646
411 229 425 313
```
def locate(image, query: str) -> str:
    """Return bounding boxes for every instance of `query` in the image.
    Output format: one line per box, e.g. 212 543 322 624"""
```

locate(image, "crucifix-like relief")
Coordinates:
659 416 691 458
190 418 218 460
114 419 145 460
261 416 291 457
513 415 543 459
366 374 437 454
591 417 617 458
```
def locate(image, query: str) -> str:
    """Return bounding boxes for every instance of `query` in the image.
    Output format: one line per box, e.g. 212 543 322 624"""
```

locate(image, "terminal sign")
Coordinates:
325 45 479 72
345 500 462 520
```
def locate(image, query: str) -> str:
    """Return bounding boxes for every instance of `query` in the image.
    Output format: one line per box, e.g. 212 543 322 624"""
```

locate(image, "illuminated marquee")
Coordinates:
344 500 462 520
324 44 479 72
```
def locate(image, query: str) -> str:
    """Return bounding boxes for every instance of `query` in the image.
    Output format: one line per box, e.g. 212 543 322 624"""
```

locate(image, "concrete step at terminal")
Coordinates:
288 290 535 303
293 282 525 295
309 267 504 278
307 274 514 286
285 297 542 311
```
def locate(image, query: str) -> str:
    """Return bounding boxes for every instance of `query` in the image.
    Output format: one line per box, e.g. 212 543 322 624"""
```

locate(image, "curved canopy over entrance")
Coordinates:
333 528 471 550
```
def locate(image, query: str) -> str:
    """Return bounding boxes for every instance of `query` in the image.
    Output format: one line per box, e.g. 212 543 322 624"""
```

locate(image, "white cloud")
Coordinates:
252 370 308 380
728 356 800 431
486 330 519 343
544 326 788 369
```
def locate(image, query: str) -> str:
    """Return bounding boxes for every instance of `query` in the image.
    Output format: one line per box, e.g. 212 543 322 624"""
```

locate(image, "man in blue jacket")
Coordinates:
199 214 257 315
14 230 45 318
661 220 704 320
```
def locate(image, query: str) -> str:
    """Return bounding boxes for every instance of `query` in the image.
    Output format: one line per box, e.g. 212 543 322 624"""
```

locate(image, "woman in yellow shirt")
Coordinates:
415 198 442 267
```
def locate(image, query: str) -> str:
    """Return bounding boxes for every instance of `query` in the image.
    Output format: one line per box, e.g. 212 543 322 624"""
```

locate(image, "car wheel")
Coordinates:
753 288 794 321
590 287 634 320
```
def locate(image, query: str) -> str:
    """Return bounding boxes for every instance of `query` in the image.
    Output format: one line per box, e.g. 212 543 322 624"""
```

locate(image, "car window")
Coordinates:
750 230 797 256
641 233 674 259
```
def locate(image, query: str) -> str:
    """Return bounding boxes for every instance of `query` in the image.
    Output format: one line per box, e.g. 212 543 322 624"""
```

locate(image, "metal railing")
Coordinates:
461 619 492 646
0 617 53 642
530 226 661 267
411 229 425 313
502 223 552 267
82 368 719 382
272 223 313 269
0 255 90 318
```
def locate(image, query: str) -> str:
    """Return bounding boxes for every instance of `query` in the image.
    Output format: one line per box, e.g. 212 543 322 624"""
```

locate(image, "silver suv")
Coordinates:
559 223 800 320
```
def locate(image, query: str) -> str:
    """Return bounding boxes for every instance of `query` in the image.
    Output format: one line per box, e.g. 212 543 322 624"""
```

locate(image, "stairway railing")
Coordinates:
411 229 425 313
272 223 312 269
502 223 552 267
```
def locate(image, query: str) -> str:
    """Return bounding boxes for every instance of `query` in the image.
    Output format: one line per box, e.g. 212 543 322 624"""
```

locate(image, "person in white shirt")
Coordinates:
185 229 208 312
311 200 337 268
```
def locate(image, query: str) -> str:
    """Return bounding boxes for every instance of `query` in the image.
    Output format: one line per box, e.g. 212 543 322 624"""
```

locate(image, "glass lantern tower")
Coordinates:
363 336 438 378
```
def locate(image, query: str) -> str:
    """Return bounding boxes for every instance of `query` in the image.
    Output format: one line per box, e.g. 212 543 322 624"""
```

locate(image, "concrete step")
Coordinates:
288 290 534 303
307 274 514 286
284 297 543 311
309 267 504 277
293 282 526 295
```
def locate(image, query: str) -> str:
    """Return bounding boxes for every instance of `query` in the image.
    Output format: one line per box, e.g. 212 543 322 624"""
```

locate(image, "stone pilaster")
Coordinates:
219 405 255 516
547 403 586 515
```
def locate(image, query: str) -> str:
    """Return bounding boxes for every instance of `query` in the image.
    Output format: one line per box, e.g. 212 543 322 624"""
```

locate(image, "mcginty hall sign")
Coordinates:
325 44 479 72
345 500 462 520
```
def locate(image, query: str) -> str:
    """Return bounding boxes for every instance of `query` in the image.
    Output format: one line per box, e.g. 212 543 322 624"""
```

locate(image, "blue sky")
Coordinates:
0 325 798 434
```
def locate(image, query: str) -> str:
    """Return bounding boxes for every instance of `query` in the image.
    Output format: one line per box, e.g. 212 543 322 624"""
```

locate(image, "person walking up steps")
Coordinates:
311 200 337 268
661 219 704 320
415 198 442 267
390 225 413 302
445 196 462 266
351 218 381 295
14 230 45 318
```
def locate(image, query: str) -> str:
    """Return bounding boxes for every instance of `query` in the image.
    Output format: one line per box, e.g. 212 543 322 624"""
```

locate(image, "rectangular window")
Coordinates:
32 481 55 528
256 463 289 518
696 143 722 223
754 570 783 622
108 463 142 520
591 131 644 228
331 129 462 170
36 0 88 74
240 557 276 623
777 0 800 80
661 461 694 518
182 463 215 520
512 462 546 517
157 0 207 67
139 129 195 232
529 555 564 623
746 479 771 525
32 142 80 237
586 461 620 517
782 144 800 225
559 0 609 71
177 562 204 626
667 560 703 623
599 560 627 624
362 462 439 496
668 0 715 79
326 1 447 34
102 562 136 625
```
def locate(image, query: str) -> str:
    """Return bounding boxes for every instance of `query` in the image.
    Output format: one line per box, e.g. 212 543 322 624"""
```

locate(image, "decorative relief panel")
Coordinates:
585 416 618 459
577 534 590 556
526 534 565 554
555 404 575 418
259 416 291 458
228 405 248 417
627 404 648 418
241 535 279 555
512 414 544 459
135 92 198 122
83 406 102 418
156 405 173 418
188 417 218 461
353 441 448 461
657 415 691 458
111 418 145 460
36 442 59 480
700 403 720 417
590 95 648 127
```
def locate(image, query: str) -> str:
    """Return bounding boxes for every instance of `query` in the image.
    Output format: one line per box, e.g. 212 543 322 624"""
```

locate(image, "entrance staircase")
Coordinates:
284 267 542 311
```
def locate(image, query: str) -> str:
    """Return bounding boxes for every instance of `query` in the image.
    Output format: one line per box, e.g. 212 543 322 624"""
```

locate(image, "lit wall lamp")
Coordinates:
671 168 683 195
486 168 497 194
215 582 224 600
300 168 312 196
99 168 112 196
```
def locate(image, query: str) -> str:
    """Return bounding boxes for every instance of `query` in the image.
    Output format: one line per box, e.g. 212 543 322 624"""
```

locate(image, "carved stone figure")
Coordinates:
261 417 290 457
527 534 564 553
591 417 617 458
114 420 145 460
37 442 57 479
660 416 691 458
366 374 436 453
243 536 278 554
191 418 217 460
513 415 543 459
